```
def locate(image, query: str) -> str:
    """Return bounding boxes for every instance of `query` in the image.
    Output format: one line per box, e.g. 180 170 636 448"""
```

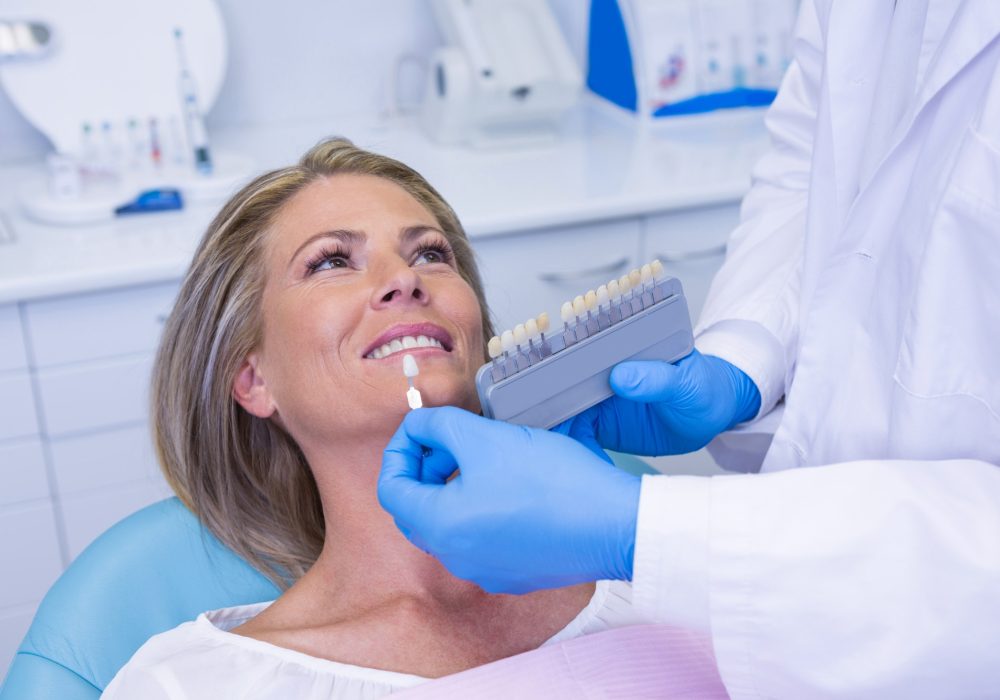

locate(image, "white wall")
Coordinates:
0 0 591 166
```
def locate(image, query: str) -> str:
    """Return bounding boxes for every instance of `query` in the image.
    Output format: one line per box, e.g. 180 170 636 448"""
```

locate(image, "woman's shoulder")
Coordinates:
100 601 427 699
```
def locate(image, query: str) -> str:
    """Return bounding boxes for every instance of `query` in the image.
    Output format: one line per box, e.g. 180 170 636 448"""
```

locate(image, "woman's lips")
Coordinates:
362 322 454 359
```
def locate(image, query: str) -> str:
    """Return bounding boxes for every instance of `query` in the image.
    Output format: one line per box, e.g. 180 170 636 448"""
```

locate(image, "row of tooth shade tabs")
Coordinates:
485 260 671 383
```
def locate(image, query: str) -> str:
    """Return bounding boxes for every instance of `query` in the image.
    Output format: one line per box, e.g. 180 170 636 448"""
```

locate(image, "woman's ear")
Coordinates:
232 353 277 418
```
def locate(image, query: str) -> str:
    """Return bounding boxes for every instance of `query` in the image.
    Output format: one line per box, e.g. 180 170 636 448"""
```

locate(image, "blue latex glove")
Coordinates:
561 350 761 457
379 406 641 594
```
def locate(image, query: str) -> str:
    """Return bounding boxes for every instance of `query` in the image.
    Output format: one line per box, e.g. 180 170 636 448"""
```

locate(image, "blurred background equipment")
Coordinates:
421 0 582 147
0 0 251 224
588 0 799 119
0 20 53 61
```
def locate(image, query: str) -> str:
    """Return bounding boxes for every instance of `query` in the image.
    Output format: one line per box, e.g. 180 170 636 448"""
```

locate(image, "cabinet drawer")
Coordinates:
643 205 740 323
24 281 179 368
0 502 63 607
51 424 160 497
61 479 173 561
0 304 27 372
37 355 152 437
0 371 38 441
472 219 642 332
0 439 49 506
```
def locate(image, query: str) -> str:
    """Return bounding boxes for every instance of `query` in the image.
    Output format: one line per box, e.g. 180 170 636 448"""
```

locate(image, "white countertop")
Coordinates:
0 101 769 304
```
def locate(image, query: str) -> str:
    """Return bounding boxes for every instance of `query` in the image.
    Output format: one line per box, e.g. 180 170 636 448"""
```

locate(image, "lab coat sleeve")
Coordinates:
694 0 824 425
632 460 1000 699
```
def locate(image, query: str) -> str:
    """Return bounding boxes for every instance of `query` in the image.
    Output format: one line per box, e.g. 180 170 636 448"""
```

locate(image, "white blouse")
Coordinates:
101 581 642 699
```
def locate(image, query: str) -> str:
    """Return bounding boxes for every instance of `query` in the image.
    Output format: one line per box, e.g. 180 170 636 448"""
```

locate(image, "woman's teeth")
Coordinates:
367 335 445 360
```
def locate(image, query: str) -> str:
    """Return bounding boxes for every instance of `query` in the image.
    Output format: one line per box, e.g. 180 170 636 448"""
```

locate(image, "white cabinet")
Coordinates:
472 218 642 332
0 439 48 506
24 281 178 368
0 304 27 372
36 355 154 437
0 371 37 441
0 503 63 608
642 204 739 324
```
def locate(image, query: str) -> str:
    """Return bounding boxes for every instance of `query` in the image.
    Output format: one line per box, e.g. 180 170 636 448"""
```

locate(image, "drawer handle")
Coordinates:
538 257 630 284
655 244 727 263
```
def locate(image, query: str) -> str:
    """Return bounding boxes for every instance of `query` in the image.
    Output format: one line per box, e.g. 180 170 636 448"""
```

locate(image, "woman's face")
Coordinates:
238 174 484 449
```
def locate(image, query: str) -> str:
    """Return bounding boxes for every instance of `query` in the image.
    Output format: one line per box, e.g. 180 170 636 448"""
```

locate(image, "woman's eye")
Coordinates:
414 245 452 266
306 250 351 274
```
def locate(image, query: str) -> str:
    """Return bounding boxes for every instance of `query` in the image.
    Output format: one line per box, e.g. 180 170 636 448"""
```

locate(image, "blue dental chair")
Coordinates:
0 454 655 699
0 497 281 699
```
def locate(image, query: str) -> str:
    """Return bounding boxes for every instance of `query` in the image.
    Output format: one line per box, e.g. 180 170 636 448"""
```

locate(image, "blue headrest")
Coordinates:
0 497 280 698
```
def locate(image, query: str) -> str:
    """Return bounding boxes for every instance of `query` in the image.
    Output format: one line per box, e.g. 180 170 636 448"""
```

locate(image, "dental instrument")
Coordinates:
403 354 423 409
475 260 693 429
174 27 213 175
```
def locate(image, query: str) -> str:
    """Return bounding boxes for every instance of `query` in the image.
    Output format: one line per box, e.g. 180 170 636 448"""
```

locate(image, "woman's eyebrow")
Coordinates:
288 229 366 267
400 225 445 244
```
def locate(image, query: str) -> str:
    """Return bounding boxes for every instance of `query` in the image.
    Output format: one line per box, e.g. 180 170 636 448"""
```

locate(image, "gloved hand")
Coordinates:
379 406 641 594
560 350 761 457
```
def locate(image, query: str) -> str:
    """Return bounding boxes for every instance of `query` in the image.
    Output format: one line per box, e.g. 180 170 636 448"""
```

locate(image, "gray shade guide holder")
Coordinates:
476 277 694 429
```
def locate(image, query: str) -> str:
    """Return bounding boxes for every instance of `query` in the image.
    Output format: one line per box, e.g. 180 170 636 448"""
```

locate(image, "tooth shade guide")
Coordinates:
560 302 574 324
513 324 527 345
536 312 550 333
488 336 502 358
572 296 586 317
584 290 597 310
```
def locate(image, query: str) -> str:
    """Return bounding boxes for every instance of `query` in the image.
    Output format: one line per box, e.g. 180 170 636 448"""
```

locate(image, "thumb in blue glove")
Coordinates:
378 406 641 594
561 350 761 457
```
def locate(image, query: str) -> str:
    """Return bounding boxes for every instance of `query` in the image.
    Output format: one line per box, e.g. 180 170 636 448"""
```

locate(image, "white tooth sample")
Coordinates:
513 324 527 346
402 353 419 378
501 330 515 353
389 339 404 354
597 285 609 307
537 312 550 333
618 274 631 294
573 295 586 317
608 279 621 300
584 290 598 310
403 354 423 409
561 302 574 324
651 259 666 279
629 268 642 287
640 264 653 284
488 336 502 358
525 318 539 339
402 336 418 349
416 335 431 347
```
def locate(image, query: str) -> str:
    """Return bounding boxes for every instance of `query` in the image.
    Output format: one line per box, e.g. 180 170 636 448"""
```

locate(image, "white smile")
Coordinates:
366 335 446 360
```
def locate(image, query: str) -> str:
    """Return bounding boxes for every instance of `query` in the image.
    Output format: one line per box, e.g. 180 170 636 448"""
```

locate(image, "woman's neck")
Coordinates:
286 432 484 621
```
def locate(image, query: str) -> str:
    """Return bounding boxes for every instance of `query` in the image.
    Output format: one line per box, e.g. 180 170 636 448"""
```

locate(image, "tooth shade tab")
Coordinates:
618 275 631 293
597 285 609 306
537 312 550 333
501 330 515 352
513 324 527 345
561 302 574 323
640 264 653 283
629 269 641 287
488 336 502 358
402 354 419 378
608 279 621 299
525 318 540 338
651 259 665 279
572 296 586 316
584 290 597 310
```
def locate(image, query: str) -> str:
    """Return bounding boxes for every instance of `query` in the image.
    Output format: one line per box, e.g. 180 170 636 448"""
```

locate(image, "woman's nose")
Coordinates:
371 261 429 309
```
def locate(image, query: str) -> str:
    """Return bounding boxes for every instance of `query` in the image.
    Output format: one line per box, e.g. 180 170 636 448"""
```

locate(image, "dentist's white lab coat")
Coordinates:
632 1 1000 697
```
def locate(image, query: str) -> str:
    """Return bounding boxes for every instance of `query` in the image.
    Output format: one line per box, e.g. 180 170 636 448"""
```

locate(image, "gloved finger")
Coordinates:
395 406 508 474
378 420 444 525
609 357 690 402
420 447 458 484
553 411 614 464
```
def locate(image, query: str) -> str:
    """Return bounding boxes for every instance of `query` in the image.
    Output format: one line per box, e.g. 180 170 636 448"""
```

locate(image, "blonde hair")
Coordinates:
151 138 494 588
